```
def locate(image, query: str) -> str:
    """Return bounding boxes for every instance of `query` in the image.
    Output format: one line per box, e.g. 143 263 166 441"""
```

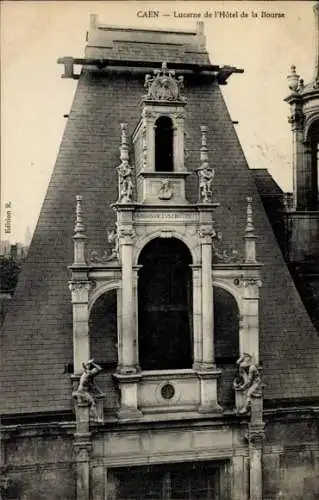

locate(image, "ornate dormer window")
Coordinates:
132 62 188 203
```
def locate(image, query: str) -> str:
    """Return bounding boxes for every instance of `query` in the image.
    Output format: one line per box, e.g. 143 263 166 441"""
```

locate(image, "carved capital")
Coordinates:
74 442 92 462
118 227 136 241
245 426 265 444
69 281 91 302
199 227 216 240
199 227 217 245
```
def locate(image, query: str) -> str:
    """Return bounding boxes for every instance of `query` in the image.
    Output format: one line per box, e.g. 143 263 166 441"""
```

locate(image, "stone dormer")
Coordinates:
132 62 188 204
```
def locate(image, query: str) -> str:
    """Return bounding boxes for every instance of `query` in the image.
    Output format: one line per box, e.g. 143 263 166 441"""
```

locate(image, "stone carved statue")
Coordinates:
144 62 185 102
233 353 262 414
73 359 103 422
158 179 173 200
117 160 133 203
198 165 215 203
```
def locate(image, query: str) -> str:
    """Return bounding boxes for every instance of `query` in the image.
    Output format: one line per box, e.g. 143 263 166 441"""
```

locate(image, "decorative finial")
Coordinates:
73 195 87 266
117 123 133 203
144 62 186 102
120 123 129 164
313 2 319 83
244 196 257 263
245 196 254 233
287 65 300 92
197 125 215 203
74 195 85 236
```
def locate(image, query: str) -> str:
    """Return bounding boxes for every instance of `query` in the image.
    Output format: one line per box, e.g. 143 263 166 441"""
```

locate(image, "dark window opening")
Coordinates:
214 286 239 408
308 121 319 209
108 461 223 500
138 238 192 370
89 290 118 365
155 116 174 172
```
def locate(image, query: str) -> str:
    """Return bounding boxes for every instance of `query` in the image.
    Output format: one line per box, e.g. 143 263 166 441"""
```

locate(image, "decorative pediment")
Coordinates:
144 62 186 103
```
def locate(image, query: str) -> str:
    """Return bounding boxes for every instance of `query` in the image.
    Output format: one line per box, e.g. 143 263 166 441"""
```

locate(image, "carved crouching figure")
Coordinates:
233 353 262 414
73 359 103 422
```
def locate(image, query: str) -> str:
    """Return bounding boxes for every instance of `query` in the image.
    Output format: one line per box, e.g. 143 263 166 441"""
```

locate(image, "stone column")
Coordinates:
232 454 249 500
191 264 202 369
197 227 221 413
263 450 281 500
173 112 185 172
69 281 91 374
74 403 92 500
113 227 142 419
240 279 261 363
247 394 265 500
118 227 136 373
200 228 215 369
133 265 142 371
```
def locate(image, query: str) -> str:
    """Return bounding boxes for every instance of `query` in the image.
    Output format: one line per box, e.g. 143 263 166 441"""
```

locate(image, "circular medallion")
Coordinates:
160 383 175 400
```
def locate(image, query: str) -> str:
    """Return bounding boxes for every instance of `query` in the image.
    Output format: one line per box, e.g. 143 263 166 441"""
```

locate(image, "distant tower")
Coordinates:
284 1 319 331
285 1 319 211
24 226 32 248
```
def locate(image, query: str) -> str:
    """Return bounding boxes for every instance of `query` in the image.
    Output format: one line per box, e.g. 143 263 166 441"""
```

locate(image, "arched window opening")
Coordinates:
138 238 192 370
155 116 174 172
213 286 239 408
89 290 118 367
308 120 319 209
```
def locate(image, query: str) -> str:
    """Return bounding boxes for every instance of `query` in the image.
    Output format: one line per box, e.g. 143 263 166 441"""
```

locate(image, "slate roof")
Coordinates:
86 19 210 65
252 169 284 198
1 22 319 416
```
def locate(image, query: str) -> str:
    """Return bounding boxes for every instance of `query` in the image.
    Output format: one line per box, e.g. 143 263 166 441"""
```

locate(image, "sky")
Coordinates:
0 0 316 243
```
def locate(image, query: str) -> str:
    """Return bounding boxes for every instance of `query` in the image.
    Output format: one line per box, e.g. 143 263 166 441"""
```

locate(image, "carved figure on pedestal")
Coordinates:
233 353 262 414
73 359 103 422
198 165 215 203
117 160 133 203
158 179 173 200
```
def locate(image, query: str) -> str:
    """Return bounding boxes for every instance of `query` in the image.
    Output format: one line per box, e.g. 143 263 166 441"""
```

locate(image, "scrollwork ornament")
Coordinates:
144 62 186 102
118 227 136 240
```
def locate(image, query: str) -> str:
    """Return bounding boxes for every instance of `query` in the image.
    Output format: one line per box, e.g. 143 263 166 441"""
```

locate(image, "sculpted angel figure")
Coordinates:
73 359 103 422
233 353 262 414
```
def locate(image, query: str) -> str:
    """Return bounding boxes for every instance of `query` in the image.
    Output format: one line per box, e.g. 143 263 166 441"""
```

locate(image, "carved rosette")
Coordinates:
144 62 186 102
